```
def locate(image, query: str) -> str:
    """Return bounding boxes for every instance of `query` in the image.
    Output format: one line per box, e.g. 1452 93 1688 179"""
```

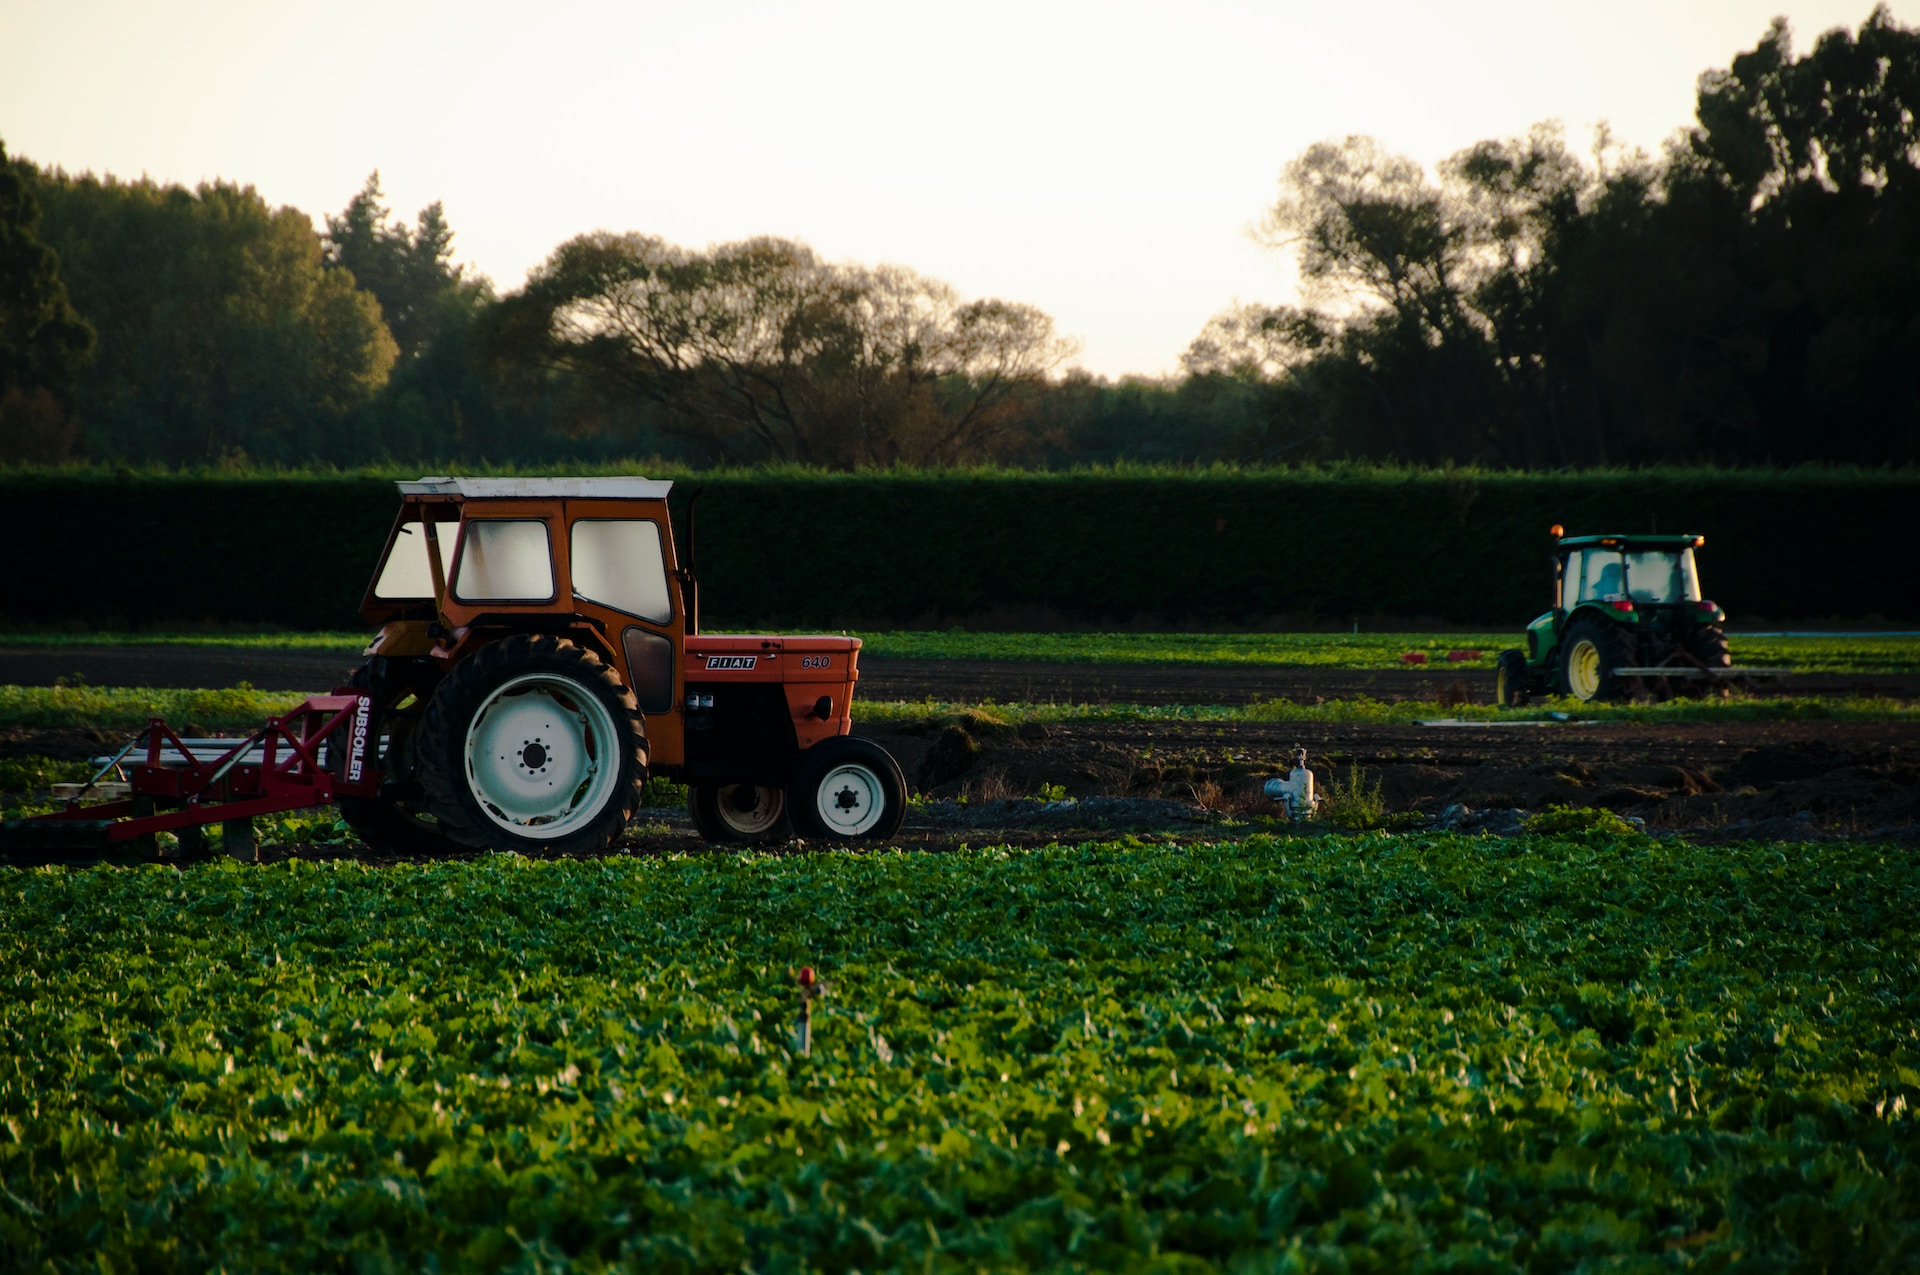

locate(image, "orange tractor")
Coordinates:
3 477 906 861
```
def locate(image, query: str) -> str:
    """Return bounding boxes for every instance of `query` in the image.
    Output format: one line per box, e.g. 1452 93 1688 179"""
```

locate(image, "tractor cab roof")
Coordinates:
1557 533 1704 553
396 476 674 501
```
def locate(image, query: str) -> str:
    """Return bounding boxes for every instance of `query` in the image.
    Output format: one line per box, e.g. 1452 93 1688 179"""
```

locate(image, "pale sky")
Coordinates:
4 1 1913 377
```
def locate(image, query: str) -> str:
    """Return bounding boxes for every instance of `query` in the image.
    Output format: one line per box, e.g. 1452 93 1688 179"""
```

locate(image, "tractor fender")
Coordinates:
1524 612 1559 670
437 615 620 671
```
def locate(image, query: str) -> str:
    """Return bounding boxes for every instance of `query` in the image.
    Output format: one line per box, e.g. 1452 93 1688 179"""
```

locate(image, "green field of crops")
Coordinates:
2 835 1915 1270
4 629 1918 673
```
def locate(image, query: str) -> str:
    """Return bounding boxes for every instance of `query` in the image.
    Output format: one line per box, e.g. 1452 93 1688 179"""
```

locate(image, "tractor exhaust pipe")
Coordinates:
680 487 705 637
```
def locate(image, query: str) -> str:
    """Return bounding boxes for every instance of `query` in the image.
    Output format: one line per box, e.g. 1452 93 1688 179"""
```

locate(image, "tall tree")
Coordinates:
31 171 396 463
0 139 94 462
489 233 1074 467
1200 6 1920 469
320 174 509 463
324 172 482 362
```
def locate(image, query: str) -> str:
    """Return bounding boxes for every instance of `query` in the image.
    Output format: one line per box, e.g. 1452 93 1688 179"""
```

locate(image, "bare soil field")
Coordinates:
4 646 1915 853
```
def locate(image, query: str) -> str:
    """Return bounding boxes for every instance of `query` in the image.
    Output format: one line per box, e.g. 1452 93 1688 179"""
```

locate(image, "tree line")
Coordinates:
3 7 1917 470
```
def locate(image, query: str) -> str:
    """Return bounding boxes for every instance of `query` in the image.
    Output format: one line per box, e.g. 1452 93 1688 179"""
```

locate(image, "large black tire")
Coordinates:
1494 649 1531 708
788 736 906 842
1688 624 1732 668
333 658 454 856
1555 617 1632 703
1686 623 1734 699
416 635 647 854
689 784 793 843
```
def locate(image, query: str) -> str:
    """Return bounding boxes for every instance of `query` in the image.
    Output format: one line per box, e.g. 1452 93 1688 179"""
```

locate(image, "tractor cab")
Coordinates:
1556 535 1710 612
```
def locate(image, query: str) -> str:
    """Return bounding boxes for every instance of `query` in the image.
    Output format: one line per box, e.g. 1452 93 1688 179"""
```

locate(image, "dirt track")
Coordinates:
3 646 1916 848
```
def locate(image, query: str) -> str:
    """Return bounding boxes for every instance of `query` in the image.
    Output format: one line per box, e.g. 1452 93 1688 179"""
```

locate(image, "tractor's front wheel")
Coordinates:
1556 618 1630 703
690 783 793 843
417 635 647 854
788 737 906 842
1494 649 1531 708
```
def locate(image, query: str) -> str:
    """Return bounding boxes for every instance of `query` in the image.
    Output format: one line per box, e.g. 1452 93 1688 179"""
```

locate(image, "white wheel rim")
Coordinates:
1568 640 1602 700
465 673 621 839
813 762 885 837
716 784 786 837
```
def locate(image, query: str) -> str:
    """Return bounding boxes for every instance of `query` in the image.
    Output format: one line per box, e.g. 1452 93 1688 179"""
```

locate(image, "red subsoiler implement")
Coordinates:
1 693 376 865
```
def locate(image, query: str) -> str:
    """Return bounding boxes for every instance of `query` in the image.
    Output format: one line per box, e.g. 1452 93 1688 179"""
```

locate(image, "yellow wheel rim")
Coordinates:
1567 639 1602 700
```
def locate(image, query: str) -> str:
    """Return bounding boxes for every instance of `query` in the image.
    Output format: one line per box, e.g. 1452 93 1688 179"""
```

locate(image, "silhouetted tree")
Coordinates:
31 170 395 463
0 139 94 462
489 233 1075 467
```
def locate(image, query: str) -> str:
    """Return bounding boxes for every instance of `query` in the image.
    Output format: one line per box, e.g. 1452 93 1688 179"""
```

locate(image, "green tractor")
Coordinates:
1495 526 1734 706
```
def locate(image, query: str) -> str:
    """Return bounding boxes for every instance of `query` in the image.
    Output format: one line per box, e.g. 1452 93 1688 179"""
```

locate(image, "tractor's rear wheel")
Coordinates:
1689 624 1732 668
788 737 906 842
1556 618 1630 703
333 659 452 856
417 635 647 854
1494 649 1531 708
1687 624 1734 699
689 784 792 843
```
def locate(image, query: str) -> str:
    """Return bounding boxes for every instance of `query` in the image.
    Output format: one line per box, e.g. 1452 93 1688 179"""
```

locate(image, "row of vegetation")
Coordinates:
4 630 1913 674
2 837 1913 1269
6 11 1920 469
0 470 1907 628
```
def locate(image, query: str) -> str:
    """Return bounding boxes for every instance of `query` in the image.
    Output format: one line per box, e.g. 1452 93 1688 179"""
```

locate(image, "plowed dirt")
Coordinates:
5 646 1915 852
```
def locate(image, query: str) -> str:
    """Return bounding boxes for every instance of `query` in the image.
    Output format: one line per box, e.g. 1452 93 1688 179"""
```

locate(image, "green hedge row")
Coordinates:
2 470 1908 630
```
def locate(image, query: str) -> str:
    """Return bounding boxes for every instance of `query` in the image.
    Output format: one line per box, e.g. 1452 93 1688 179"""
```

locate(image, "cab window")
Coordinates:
1623 550 1701 603
570 519 672 622
372 521 434 600
1565 548 1627 605
453 520 554 601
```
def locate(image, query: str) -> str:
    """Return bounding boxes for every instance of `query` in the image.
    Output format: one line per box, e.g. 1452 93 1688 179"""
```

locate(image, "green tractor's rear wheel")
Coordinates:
1687 623 1733 699
1494 649 1531 708
1556 618 1630 703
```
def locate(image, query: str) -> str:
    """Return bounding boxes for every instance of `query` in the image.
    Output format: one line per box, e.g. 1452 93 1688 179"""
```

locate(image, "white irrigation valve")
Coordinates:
1264 746 1319 819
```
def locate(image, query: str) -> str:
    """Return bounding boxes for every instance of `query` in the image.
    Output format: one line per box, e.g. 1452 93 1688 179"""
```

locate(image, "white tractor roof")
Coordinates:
396 476 675 500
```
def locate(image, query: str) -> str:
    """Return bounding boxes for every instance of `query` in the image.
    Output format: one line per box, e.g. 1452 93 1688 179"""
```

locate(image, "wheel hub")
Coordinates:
1568 639 1602 700
465 674 620 838
814 763 884 836
715 783 785 837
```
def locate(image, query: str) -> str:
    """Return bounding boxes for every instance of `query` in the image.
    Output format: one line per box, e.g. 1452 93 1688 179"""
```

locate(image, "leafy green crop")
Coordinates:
2 835 1915 1271
0 684 311 732
6 629 1914 672
858 630 1920 673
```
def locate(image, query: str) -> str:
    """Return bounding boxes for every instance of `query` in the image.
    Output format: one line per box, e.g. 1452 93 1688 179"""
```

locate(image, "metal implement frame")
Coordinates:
1 692 379 860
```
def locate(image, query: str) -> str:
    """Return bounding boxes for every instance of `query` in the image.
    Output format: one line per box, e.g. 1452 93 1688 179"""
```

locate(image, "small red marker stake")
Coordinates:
792 966 828 1057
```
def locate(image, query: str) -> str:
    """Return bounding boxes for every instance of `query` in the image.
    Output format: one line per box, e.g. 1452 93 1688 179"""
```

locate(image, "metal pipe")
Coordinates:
423 518 451 632
74 735 142 802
